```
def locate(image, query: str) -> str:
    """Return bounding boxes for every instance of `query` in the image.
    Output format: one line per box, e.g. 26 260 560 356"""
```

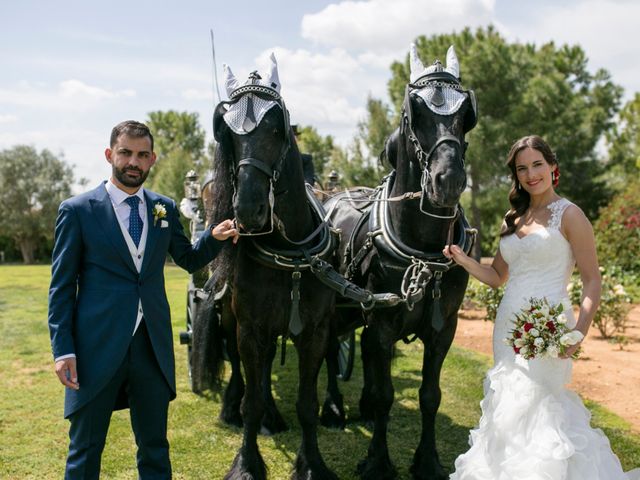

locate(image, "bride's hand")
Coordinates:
561 340 583 359
443 244 468 265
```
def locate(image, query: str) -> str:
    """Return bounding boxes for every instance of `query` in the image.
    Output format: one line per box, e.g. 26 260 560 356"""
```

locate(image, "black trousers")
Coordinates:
65 321 172 479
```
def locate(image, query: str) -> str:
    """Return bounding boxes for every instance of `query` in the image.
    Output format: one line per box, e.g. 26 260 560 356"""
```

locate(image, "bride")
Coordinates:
444 135 640 479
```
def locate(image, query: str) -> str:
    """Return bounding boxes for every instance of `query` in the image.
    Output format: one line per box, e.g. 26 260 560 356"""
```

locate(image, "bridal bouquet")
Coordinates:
505 297 584 360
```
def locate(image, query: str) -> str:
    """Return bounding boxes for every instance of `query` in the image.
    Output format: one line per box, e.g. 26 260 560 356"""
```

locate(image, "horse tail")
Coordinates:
190 286 225 393
190 246 236 392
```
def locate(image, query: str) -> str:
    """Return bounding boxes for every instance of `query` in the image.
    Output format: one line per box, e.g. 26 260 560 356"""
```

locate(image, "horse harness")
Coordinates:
341 172 476 336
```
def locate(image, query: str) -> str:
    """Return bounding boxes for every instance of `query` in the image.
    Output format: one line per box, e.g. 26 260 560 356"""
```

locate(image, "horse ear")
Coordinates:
265 52 281 92
445 45 460 79
213 102 229 142
464 90 478 133
223 64 239 97
409 43 425 83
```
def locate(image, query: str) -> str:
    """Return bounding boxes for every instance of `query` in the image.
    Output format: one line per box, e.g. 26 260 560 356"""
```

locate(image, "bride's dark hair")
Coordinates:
501 135 558 237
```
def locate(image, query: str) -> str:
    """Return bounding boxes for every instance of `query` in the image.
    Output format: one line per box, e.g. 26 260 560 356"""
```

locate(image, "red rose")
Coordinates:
514 347 521 354
514 331 522 339
546 321 556 333
524 323 534 332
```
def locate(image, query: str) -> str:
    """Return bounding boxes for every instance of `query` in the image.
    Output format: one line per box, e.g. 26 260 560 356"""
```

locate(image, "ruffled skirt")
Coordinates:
450 356 640 479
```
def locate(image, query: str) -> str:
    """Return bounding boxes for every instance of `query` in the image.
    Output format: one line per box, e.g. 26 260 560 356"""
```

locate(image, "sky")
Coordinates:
1 0 639 192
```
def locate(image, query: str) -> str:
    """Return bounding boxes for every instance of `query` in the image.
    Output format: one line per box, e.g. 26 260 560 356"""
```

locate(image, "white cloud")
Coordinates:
302 0 495 52
181 88 214 101
0 114 18 123
243 47 377 144
0 80 136 111
59 80 135 100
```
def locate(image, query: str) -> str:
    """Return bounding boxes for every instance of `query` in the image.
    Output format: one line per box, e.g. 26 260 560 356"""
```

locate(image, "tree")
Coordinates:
387 27 623 254
0 146 79 263
295 125 335 180
606 93 640 189
145 111 207 203
322 95 395 189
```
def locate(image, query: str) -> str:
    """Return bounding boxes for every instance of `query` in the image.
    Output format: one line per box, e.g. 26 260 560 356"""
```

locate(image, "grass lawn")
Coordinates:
1 264 638 479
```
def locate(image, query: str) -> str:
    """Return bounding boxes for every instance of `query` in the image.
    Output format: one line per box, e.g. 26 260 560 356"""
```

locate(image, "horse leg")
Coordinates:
292 320 338 480
220 310 244 428
409 319 457 480
224 325 267 480
260 340 288 435
356 324 397 480
358 325 375 422
320 327 346 429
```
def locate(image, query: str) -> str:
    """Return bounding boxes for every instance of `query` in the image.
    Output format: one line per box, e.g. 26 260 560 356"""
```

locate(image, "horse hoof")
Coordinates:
356 456 397 480
219 409 243 428
261 412 288 435
409 455 447 480
224 449 267 480
293 455 338 480
320 398 346 430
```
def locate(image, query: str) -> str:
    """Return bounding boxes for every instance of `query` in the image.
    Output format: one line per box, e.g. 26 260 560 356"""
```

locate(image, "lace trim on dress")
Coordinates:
547 198 571 231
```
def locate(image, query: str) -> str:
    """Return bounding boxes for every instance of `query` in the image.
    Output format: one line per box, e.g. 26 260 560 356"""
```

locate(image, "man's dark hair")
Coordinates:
110 120 154 150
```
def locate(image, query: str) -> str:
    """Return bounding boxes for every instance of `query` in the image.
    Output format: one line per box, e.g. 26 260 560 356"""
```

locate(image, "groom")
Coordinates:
48 120 238 479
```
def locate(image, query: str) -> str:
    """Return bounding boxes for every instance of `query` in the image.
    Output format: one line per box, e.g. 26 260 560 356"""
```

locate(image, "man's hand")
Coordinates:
55 358 79 390
211 219 240 244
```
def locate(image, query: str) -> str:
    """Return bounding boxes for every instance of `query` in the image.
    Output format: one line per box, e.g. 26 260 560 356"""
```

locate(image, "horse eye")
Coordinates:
273 128 279 136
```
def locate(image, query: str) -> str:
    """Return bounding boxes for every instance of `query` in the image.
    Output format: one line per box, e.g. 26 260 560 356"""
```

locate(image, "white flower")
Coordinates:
566 282 574 293
540 305 550 317
560 330 584 346
514 338 527 348
547 345 559 358
520 345 529 355
521 300 532 312
153 202 167 226
556 313 568 325
613 284 626 296
534 337 545 348
529 328 540 337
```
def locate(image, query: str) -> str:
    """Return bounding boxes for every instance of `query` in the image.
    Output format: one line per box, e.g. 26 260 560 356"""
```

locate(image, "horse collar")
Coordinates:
369 173 474 265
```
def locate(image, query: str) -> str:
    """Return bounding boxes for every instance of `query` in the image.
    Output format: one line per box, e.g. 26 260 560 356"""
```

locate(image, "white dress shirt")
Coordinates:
105 179 148 335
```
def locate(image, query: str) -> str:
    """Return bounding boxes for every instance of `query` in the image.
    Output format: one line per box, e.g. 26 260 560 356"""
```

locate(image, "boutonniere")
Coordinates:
152 202 167 226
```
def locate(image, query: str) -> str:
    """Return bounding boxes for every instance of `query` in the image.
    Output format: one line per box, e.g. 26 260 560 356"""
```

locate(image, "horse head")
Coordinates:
398 44 477 210
213 53 293 233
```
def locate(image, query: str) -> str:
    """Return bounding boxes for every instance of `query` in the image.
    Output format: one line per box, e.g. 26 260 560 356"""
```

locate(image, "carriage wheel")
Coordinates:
337 330 356 381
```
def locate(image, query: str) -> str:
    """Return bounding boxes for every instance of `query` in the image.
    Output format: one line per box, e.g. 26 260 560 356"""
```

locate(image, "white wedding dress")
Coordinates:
450 198 640 480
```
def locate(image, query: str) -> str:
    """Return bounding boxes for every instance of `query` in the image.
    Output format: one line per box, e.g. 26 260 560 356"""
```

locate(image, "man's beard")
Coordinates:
113 165 149 188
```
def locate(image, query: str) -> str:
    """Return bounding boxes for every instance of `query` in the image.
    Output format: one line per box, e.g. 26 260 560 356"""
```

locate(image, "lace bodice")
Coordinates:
500 198 575 308
494 198 576 362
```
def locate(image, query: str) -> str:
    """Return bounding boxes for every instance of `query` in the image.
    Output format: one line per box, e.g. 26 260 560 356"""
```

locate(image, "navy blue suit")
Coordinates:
48 182 223 478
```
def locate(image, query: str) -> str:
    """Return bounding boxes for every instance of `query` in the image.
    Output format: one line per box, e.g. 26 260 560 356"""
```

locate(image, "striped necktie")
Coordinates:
125 196 143 247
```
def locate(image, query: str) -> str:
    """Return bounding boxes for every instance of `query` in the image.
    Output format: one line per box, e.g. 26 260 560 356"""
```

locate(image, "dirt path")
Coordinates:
454 303 640 432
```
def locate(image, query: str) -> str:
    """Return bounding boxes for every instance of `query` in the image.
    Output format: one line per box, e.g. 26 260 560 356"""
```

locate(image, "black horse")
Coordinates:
322 45 477 480
197 56 338 480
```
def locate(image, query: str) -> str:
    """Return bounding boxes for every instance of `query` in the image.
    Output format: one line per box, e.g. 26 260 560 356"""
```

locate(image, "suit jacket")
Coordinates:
48 182 223 418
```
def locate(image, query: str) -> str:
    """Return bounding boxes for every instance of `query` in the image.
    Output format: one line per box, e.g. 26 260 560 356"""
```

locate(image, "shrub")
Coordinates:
464 278 504 322
594 179 640 279
568 265 633 339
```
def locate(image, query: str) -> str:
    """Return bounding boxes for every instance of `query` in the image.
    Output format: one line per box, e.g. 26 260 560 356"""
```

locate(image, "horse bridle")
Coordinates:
400 78 471 219
213 82 291 236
